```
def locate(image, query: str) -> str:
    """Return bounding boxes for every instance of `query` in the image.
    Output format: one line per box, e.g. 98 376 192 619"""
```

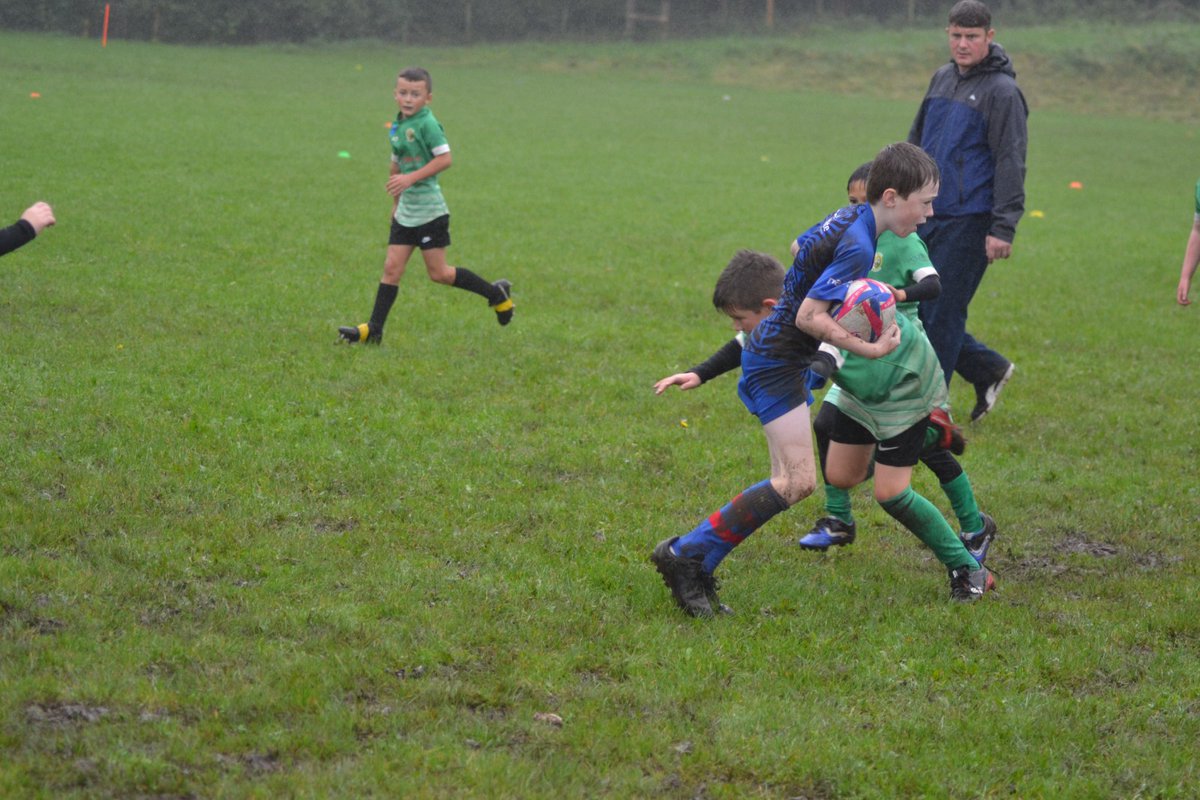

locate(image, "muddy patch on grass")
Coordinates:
2 599 66 635
1058 532 1120 558
25 701 109 726
313 517 357 535
390 664 427 680
1003 529 1180 580
217 750 281 775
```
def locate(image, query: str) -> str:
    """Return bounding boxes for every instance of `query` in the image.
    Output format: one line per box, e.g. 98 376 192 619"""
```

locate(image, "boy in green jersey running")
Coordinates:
338 66 513 345
799 163 997 566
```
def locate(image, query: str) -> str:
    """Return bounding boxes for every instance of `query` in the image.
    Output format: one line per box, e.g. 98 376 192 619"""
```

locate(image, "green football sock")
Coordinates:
823 483 854 525
940 473 983 534
880 486 977 571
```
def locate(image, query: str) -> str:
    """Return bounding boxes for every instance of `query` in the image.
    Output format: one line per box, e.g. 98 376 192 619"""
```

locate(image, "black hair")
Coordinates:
712 250 786 312
948 0 991 29
398 66 432 92
846 161 872 192
865 142 940 204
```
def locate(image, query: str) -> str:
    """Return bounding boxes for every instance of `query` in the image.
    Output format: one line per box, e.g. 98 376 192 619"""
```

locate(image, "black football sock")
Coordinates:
369 283 399 334
452 267 501 303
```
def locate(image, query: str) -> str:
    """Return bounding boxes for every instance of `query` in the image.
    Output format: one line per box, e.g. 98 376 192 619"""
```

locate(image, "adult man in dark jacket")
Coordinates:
909 0 1027 422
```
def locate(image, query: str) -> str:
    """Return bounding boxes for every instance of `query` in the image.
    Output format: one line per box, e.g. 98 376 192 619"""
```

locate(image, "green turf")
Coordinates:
2 26 1199 798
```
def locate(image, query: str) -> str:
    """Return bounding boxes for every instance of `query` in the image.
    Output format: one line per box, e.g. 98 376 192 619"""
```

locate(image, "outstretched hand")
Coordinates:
654 372 702 394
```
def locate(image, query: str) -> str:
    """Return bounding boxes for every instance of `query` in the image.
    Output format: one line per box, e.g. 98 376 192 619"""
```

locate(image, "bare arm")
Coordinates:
796 296 900 359
387 151 452 198
1178 219 1200 305
388 161 401 216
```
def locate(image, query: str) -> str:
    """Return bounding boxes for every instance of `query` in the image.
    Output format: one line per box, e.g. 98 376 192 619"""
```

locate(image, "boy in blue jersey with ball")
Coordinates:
338 66 513 345
652 142 948 618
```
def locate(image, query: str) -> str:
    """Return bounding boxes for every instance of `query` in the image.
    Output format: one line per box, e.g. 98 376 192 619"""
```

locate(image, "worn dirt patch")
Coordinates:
25 702 108 725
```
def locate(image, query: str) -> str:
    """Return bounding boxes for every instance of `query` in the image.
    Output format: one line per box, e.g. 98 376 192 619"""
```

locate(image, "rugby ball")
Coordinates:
830 279 896 343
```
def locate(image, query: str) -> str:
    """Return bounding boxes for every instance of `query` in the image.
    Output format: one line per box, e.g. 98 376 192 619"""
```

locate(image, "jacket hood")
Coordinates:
962 42 1016 79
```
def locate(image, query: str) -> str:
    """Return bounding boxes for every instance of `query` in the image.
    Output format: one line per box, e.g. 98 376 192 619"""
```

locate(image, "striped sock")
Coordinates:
674 480 790 574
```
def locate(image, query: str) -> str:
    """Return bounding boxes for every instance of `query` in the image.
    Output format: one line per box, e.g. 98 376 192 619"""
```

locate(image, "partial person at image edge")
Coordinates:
0 201 56 257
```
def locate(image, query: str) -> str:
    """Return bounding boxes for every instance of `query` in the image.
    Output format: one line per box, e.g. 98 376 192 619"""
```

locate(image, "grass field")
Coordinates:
2 24 1199 799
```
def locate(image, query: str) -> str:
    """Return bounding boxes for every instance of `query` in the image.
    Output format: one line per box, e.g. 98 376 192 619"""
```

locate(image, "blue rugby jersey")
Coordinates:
745 204 878 366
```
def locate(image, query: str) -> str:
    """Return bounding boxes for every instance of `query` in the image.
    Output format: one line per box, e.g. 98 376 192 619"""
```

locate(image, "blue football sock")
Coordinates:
674 480 789 574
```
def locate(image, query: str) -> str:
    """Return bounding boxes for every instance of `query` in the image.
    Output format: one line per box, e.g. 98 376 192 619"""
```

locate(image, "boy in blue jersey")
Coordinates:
338 67 513 345
651 142 933 618
800 163 996 566
652 245 982 569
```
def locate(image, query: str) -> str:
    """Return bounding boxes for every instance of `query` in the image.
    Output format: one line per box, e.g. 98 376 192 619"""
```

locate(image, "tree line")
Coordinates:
0 0 1193 45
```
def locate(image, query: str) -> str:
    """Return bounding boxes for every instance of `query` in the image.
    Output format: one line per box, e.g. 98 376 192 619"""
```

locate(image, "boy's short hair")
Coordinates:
847 161 872 191
948 0 991 29
865 142 940 204
398 66 432 91
712 250 785 312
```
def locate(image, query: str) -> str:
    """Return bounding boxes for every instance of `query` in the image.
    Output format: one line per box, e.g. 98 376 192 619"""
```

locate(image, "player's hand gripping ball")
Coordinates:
830 279 896 343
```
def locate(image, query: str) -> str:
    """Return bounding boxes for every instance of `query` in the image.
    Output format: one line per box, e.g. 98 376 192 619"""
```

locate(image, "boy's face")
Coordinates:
724 301 776 335
946 24 994 73
882 180 938 238
394 77 432 118
847 179 867 206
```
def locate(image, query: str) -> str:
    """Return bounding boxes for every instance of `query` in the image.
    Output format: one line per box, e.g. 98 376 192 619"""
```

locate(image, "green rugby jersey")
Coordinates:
871 231 937 325
390 106 450 227
1194 179 1200 218
821 231 946 438
824 313 947 440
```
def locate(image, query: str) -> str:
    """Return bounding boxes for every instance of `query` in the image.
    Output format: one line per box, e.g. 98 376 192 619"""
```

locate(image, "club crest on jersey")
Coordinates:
405 128 416 142
871 252 883 272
